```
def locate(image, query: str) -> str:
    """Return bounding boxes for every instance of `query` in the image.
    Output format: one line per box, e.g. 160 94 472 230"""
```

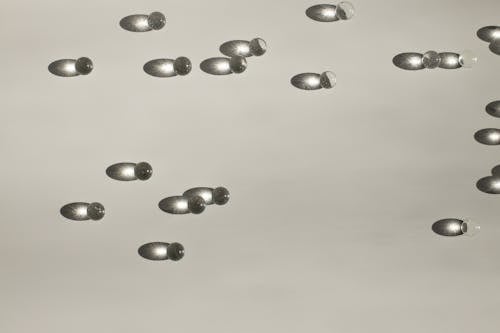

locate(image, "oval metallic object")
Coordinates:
143 59 177 77
438 52 461 69
477 26 500 43
476 176 500 194
392 53 424 70
119 14 152 32
60 202 90 221
474 128 500 145
486 101 500 118
183 187 214 205
138 242 170 260
220 40 251 57
305 4 339 22
432 218 464 236
48 59 79 77
200 57 232 75
489 40 500 55
158 196 190 214
291 73 322 90
106 162 138 181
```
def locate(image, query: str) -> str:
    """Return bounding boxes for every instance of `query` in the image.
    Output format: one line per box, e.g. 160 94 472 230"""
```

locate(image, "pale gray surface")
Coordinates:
1 0 500 332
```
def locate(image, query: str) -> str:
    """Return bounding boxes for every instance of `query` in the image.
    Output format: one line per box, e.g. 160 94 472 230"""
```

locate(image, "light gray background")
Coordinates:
1 0 500 332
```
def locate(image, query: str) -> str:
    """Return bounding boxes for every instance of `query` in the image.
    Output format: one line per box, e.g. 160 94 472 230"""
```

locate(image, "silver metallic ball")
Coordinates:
147 12 166 30
249 38 267 56
213 187 230 205
188 196 206 214
173 56 192 76
75 57 93 75
422 51 441 69
87 202 105 220
229 56 247 74
134 162 153 180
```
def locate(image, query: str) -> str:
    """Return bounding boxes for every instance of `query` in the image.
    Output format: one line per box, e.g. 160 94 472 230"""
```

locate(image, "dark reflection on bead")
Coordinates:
249 38 267 56
60 202 104 221
486 101 500 118
392 53 424 70
432 218 464 236
143 59 177 77
119 14 152 32
422 51 441 69
75 57 93 75
477 26 500 43
213 187 230 205
48 59 79 77
60 202 90 221
489 40 500 55
183 187 214 205
87 202 105 220
438 52 461 69
147 12 166 30
474 128 500 145
229 56 247 74
200 57 232 75
173 57 192 76
477 176 500 194
320 71 336 89
134 162 153 180
291 73 322 90
138 242 184 261
158 196 190 214
188 196 206 214
306 4 339 22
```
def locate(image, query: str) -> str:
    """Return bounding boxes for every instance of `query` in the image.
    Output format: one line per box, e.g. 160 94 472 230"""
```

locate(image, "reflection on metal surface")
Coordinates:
187 196 206 214
49 57 93 77
119 12 166 32
200 57 247 75
477 176 500 194
213 187 230 205
422 51 441 69
138 242 184 261
438 52 461 69
477 26 500 43
486 101 500 118
474 128 500 145
432 218 464 236
220 38 267 57
183 187 214 205
106 162 152 181
306 2 354 22
60 202 105 221
144 58 191 77
392 53 424 70
158 196 190 214
291 72 336 90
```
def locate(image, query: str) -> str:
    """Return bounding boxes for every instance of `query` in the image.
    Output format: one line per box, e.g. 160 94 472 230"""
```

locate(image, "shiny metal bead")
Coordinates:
320 71 336 89
477 26 500 43
432 218 464 236
438 52 461 69
229 56 247 74
291 73 322 90
422 51 441 69
147 12 166 30
74 57 93 75
213 187 230 205
48 58 93 77
106 162 152 181
306 4 338 22
200 57 247 75
486 101 500 118
173 57 192 76
489 40 500 55
183 187 214 205
187 196 206 214
143 59 176 77
477 176 500 194
158 196 190 214
474 128 500 145
138 242 185 261
120 12 166 32
392 53 424 70
60 202 105 221
491 165 500 176
249 38 267 56
336 2 355 20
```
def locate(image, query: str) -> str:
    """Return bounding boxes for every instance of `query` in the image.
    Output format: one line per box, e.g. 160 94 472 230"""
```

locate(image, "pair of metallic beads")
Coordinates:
290 71 336 90
432 218 480 237
305 2 355 22
200 38 267 75
60 202 105 221
119 11 166 32
477 26 500 55
138 242 185 261
48 57 93 77
159 187 230 215
393 51 477 70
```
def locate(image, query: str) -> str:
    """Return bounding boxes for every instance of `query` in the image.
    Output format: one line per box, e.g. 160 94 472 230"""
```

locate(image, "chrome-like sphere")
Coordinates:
174 56 192 75
187 196 206 214
138 242 185 261
75 57 93 75
422 51 441 69
229 56 247 74
336 1 355 20
167 242 185 261
320 71 336 89
87 202 105 220
213 187 230 205
249 38 267 56
147 12 166 30
134 162 153 180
